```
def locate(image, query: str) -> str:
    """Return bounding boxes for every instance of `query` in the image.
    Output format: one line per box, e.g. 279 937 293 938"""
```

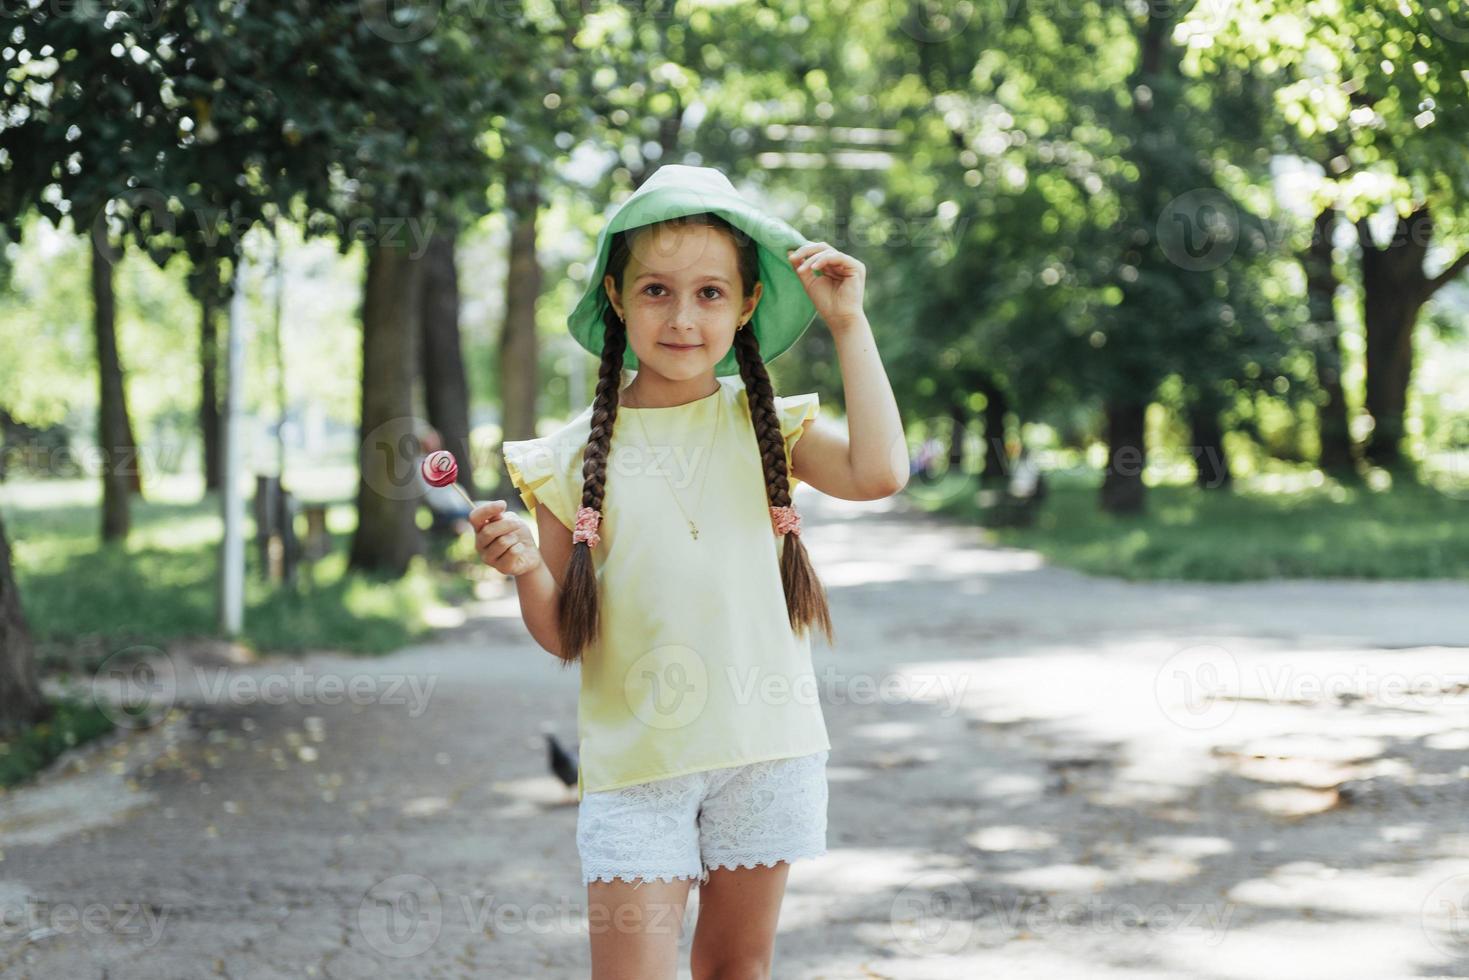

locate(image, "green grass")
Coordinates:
916 467 1469 581
0 696 116 789
3 475 483 672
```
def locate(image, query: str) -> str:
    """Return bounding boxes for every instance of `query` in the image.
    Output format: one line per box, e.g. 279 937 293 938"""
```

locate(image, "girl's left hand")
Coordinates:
788 242 866 331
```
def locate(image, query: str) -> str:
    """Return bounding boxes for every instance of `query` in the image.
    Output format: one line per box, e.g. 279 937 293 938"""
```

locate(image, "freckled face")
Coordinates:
605 223 761 383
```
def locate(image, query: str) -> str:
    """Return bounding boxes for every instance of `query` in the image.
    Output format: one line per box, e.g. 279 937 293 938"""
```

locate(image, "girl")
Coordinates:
470 164 906 980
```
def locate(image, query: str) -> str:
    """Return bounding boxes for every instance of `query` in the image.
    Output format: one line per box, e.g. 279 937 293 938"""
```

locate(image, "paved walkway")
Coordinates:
4 490 1469 978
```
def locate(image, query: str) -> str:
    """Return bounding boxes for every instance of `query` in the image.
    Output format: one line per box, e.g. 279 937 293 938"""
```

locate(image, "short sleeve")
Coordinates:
502 436 576 531
775 392 820 491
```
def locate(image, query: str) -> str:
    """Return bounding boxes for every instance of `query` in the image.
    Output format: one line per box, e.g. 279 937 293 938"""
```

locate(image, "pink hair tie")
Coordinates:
572 506 602 549
770 504 802 537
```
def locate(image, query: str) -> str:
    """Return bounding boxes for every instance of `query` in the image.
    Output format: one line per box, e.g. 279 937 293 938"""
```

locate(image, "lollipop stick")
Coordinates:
449 482 476 511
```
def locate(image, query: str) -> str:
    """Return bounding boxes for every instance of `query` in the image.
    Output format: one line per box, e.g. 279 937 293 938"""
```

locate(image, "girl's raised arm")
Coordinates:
786 243 908 500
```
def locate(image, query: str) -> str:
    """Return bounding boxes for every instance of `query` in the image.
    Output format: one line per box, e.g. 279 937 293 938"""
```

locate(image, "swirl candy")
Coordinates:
421 450 459 488
420 450 476 511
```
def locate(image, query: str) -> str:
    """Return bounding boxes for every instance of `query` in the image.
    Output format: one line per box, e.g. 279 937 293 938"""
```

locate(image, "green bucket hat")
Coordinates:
567 164 820 378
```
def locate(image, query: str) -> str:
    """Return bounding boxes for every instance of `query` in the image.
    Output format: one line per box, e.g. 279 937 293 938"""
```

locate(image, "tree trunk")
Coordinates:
1187 393 1231 490
419 228 475 494
978 380 1010 486
1356 206 1469 469
0 511 48 737
1359 210 1426 470
1100 398 1148 514
1096 4 1169 516
121 392 143 496
497 176 543 491
200 258 223 492
1303 206 1353 473
946 403 968 472
92 233 132 541
348 241 426 577
1362 289 1422 469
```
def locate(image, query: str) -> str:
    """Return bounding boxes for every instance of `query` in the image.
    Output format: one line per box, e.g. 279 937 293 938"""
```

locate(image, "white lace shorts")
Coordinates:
577 750 830 889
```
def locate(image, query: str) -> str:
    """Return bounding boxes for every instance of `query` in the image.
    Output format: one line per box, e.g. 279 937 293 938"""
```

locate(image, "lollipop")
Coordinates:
420 450 476 510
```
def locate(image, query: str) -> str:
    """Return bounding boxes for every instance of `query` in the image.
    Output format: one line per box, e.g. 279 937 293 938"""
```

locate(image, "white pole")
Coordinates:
220 250 248 636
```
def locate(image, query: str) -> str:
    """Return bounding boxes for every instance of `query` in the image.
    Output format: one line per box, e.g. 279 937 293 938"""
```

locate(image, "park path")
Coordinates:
4 488 1469 978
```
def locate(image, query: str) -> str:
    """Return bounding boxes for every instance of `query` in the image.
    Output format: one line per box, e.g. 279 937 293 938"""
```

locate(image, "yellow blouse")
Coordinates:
502 375 832 800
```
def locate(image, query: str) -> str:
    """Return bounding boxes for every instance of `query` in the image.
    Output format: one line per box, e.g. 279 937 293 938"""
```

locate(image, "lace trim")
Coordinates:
704 845 827 875
584 869 706 889
582 847 827 889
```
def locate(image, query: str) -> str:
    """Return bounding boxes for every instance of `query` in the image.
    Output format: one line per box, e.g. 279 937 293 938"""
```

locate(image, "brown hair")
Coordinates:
554 212 834 667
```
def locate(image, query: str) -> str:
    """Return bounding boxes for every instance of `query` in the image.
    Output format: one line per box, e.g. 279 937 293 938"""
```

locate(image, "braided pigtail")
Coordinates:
733 326 835 646
556 308 627 667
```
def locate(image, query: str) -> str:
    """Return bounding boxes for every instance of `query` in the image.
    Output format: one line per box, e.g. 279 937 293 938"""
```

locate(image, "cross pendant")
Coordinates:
688 520 699 540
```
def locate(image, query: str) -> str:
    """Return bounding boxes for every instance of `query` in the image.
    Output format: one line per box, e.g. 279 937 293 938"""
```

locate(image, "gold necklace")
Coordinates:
624 384 721 540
